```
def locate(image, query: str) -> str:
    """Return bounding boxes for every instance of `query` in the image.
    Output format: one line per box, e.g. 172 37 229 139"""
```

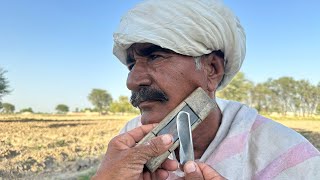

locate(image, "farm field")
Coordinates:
0 114 319 179
0 114 136 179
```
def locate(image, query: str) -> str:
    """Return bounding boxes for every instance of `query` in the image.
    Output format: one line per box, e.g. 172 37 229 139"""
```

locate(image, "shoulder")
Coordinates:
248 115 320 179
250 115 309 145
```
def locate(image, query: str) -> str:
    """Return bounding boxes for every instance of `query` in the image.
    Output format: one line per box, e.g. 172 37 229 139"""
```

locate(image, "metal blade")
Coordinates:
176 111 194 165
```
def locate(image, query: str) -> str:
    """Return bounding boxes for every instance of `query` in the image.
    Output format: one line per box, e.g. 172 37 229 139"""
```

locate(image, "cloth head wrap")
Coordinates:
113 0 246 90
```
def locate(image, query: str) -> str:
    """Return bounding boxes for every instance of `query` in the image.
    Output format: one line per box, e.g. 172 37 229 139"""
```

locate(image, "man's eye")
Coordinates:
127 63 135 70
149 54 163 61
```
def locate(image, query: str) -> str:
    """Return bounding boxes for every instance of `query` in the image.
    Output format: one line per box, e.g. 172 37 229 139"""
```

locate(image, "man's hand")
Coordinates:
92 124 178 180
184 161 225 180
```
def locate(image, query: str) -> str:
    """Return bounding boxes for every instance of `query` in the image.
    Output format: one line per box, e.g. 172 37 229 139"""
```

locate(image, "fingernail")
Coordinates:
161 134 172 145
185 161 196 173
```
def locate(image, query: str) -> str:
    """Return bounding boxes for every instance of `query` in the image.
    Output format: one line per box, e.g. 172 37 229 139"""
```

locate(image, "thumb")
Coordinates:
184 161 225 180
184 161 204 180
135 134 173 161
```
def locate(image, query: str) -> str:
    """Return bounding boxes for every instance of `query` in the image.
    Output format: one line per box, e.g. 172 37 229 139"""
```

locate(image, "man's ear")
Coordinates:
203 53 225 92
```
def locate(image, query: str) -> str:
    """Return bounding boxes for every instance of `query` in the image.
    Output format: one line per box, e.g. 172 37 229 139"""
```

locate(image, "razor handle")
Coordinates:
136 87 216 172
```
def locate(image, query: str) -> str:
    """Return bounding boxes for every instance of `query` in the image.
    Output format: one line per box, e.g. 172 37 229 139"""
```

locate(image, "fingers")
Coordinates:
135 134 173 161
198 162 225 180
155 169 169 180
160 158 179 171
110 133 173 172
142 158 178 180
113 124 157 148
184 161 225 180
144 159 178 180
95 124 175 180
143 170 169 180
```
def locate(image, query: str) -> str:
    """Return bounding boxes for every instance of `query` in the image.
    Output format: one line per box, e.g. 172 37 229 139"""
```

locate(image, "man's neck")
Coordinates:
175 107 222 160
193 109 222 159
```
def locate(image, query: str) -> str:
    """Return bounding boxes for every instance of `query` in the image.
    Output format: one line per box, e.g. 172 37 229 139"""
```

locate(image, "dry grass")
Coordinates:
0 114 136 179
0 114 319 179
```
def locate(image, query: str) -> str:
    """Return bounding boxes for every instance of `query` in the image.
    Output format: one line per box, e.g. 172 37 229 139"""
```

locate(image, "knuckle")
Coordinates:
124 148 145 164
148 139 162 155
108 136 118 146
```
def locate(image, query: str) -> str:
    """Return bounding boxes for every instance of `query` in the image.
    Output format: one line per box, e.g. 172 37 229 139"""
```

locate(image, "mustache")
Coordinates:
130 87 169 107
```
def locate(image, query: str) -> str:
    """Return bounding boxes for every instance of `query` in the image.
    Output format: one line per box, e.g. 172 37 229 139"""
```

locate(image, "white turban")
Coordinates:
113 0 246 90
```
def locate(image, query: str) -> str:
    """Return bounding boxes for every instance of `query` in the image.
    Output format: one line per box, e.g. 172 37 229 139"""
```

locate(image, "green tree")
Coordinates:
0 68 11 109
20 107 34 113
217 72 253 103
295 80 318 116
250 82 274 113
317 104 320 115
1 103 15 113
251 77 319 116
267 77 298 115
55 104 69 114
80 107 93 112
88 89 113 114
109 96 139 114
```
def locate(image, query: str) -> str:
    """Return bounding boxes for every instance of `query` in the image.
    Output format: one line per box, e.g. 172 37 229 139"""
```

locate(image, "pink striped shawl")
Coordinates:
120 99 320 179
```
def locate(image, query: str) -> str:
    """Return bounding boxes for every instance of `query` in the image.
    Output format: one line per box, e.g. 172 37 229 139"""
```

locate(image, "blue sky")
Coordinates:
1 0 319 113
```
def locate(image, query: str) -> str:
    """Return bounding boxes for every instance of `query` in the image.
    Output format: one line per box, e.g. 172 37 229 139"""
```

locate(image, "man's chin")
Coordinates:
140 111 164 125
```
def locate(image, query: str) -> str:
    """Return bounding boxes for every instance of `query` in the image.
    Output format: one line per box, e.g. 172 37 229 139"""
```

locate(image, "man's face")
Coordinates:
126 43 209 125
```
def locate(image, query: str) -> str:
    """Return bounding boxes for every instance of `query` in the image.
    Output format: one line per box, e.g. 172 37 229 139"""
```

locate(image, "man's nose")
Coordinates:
126 62 152 91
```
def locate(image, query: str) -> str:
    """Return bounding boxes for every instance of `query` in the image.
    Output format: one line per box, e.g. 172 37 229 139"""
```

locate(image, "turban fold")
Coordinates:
113 0 246 90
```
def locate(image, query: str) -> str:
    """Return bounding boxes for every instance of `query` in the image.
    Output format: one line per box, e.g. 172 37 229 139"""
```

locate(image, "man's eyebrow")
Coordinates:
126 45 174 64
138 45 174 57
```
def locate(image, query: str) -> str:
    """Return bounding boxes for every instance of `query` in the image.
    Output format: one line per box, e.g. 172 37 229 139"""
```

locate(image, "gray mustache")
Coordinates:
130 87 169 107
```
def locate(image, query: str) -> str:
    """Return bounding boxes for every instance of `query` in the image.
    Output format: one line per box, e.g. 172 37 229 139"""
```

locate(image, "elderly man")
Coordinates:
93 0 320 179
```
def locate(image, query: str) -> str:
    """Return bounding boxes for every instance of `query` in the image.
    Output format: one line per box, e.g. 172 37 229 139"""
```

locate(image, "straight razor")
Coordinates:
177 111 194 165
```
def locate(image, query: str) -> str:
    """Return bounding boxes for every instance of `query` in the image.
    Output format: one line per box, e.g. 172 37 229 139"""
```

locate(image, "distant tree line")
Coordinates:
217 72 320 116
87 89 139 115
1 67 319 116
1 103 34 114
0 86 138 115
